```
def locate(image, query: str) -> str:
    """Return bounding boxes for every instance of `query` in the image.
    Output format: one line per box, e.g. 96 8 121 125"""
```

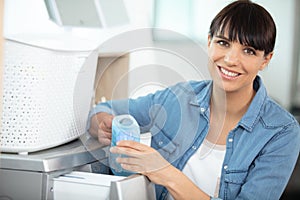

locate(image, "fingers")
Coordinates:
116 140 151 151
98 122 112 139
114 153 171 174
97 126 112 146
120 163 142 173
98 137 111 146
110 145 140 157
116 156 151 173
110 141 155 157
86 113 114 146
99 113 113 130
110 143 171 175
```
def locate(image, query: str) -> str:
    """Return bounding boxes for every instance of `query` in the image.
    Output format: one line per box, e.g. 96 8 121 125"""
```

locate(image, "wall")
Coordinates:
151 0 299 109
3 0 62 35
257 0 299 109
3 0 299 108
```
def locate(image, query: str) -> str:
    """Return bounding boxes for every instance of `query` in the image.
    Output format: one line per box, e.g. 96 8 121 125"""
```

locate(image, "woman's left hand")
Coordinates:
111 140 211 200
110 140 171 184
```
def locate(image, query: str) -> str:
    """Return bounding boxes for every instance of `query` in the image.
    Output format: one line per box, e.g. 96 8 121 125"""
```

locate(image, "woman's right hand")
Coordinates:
89 112 114 146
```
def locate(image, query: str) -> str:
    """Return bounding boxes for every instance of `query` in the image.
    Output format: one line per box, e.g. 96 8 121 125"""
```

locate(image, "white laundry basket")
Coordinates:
1 39 98 153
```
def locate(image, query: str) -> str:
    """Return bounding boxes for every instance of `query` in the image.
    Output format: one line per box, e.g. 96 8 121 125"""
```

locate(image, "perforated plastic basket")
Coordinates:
1 39 98 153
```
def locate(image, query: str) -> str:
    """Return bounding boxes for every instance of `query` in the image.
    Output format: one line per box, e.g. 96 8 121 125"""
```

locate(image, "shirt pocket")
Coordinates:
223 170 248 199
224 170 248 184
150 124 177 155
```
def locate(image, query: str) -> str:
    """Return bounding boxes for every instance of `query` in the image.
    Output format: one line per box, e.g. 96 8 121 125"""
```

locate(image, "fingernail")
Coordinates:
110 147 116 153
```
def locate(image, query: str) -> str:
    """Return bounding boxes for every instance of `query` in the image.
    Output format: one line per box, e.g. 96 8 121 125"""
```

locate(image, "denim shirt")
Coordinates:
89 76 300 200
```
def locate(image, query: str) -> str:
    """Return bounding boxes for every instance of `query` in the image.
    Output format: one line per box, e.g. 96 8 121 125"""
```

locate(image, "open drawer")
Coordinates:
53 171 156 200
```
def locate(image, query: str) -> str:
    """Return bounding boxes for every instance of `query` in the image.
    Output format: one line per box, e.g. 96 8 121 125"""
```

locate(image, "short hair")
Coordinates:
209 0 276 56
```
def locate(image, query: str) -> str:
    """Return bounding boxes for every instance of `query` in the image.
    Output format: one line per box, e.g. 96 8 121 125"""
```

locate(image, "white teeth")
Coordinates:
220 67 239 77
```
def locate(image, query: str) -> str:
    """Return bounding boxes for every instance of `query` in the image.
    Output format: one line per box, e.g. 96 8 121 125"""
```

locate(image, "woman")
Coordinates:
88 0 300 199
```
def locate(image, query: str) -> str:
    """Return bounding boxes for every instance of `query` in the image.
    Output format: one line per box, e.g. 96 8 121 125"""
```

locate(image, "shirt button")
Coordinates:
228 138 233 142
192 146 197 150
224 165 228 170
200 107 206 113
158 141 163 146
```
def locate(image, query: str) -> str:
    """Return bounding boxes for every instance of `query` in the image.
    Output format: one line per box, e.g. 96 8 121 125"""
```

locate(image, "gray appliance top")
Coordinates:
0 134 106 172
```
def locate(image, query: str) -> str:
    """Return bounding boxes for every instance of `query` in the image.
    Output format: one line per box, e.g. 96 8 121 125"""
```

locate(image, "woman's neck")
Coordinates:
211 84 255 119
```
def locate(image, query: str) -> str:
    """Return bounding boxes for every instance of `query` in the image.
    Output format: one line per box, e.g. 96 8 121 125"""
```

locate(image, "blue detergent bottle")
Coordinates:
109 114 140 176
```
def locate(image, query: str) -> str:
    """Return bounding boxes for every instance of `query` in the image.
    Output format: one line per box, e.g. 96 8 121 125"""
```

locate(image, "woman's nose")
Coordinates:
224 47 240 66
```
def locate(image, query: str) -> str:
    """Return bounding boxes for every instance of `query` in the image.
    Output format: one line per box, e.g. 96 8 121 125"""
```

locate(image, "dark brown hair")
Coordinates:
209 0 276 56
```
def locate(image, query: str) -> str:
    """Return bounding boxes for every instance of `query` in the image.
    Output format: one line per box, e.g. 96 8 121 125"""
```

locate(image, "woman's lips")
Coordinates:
218 66 240 80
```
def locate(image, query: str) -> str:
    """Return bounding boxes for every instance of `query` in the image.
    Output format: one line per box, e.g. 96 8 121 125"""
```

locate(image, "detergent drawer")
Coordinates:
53 171 156 200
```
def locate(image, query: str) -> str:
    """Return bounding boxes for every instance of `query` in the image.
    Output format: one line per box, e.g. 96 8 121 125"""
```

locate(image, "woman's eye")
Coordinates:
216 40 229 47
244 48 256 55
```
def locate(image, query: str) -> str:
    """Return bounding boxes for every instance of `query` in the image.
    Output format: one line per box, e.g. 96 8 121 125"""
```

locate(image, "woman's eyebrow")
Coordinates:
214 35 254 47
215 35 229 40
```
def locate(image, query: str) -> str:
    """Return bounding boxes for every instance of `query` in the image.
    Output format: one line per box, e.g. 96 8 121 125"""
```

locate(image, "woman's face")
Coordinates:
207 33 273 93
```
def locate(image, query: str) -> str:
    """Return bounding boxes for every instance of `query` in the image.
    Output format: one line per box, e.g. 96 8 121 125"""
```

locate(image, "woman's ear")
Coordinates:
208 35 212 47
260 52 274 71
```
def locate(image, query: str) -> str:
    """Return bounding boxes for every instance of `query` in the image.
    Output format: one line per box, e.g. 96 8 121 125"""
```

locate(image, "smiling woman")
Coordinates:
88 1 300 200
207 34 272 95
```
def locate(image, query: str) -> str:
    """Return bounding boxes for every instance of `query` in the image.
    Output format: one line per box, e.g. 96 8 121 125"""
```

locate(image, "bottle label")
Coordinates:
109 114 140 176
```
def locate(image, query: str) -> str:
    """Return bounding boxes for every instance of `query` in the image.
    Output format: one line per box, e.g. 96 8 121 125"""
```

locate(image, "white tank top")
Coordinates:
168 139 226 199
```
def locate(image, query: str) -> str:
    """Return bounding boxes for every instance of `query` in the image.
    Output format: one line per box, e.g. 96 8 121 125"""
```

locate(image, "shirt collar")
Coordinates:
189 80 212 109
188 76 267 132
239 76 267 132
